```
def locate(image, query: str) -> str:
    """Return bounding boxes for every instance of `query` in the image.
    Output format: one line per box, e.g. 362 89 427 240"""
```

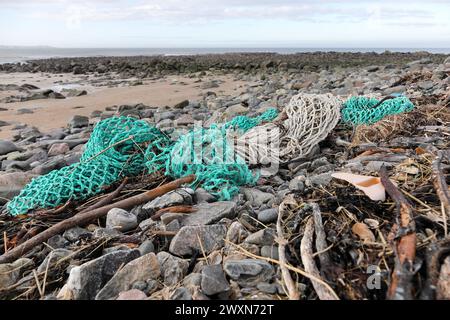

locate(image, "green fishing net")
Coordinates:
7 117 171 216
162 108 279 200
7 108 278 215
341 96 414 125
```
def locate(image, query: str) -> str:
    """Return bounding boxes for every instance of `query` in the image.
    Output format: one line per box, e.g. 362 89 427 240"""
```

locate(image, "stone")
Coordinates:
48 143 70 156
0 258 33 288
63 227 92 242
180 201 236 226
288 178 305 192
174 99 189 109
69 115 89 129
92 227 122 238
261 245 279 260
16 108 34 114
61 249 139 300
116 289 147 300
244 229 276 246
138 240 155 255
165 219 181 232
0 140 21 156
223 259 274 287
37 249 73 273
242 188 275 207
257 208 278 223
96 253 160 300
0 120 9 127
170 287 192 300
418 80 435 90
174 114 195 126
169 224 227 256
154 111 175 122
183 273 202 288
47 235 69 249
200 81 219 89
226 221 249 244
306 172 333 187
106 208 138 232
0 172 37 205
225 104 247 118
157 252 189 286
193 188 216 203
201 264 230 296
142 189 192 214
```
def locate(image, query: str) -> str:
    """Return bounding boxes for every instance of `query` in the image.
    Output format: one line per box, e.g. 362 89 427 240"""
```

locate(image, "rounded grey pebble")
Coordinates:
257 208 278 223
138 239 155 255
261 245 279 260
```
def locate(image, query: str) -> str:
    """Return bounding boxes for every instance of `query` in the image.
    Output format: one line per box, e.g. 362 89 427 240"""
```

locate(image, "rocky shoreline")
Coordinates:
1 51 448 76
0 52 449 300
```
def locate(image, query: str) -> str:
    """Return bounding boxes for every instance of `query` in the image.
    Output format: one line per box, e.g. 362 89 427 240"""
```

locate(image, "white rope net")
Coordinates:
233 93 342 170
280 93 342 160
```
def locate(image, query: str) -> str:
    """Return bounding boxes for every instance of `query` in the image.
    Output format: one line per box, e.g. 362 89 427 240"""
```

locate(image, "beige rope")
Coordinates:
280 93 342 160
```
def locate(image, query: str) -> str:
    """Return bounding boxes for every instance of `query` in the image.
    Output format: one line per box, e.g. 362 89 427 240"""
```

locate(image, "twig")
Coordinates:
78 177 129 214
276 199 300 300
380 167 416 300
3 232 8 253
151 205 197 221
0 175 195 264
432 150 450 237
300 218 338 300
310 203 332 270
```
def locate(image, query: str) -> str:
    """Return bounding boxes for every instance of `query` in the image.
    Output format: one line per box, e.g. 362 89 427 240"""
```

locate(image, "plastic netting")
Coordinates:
7 117 171 216
280 93 343 159
164 108 279 200
341 96 414 125
7 109 278 215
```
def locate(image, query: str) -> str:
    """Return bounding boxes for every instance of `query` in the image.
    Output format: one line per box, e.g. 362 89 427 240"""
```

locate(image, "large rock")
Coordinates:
223 259 274 287
169 224 227 256
96 253 160 300
201 264 230 296
0 140 21 156
106 208 138 232
47 143 70 156
69 115 89 129
59 249 139 300
180 201 236 226
142 189 192 214
157 252 189 286
0 172 37 205
242 188 275 207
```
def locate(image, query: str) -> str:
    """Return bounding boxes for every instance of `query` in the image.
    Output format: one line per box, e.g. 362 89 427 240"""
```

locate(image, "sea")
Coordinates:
1 47 449 64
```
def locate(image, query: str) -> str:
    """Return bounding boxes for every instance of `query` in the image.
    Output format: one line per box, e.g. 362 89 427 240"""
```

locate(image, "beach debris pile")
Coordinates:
0 54 449 300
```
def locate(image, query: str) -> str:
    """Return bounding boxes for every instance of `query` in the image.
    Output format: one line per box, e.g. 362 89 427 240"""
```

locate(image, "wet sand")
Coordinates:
0 72 247 140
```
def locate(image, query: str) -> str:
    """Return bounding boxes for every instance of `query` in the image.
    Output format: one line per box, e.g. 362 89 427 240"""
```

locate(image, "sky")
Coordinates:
0 0 449 48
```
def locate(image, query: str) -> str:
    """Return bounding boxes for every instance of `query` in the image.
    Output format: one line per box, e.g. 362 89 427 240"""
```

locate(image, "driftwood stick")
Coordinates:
276 199 300 300
300 218 338 300
152 205 197 221
432 150 450 237
78 177 129 214
310 203 331 270
0 175 195 264
379 167 416 300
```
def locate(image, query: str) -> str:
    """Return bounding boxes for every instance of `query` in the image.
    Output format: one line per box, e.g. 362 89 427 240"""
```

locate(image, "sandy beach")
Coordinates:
0 72 246 140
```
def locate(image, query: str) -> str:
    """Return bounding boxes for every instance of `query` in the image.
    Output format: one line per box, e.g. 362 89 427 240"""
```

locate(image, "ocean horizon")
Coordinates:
1 46 449 64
